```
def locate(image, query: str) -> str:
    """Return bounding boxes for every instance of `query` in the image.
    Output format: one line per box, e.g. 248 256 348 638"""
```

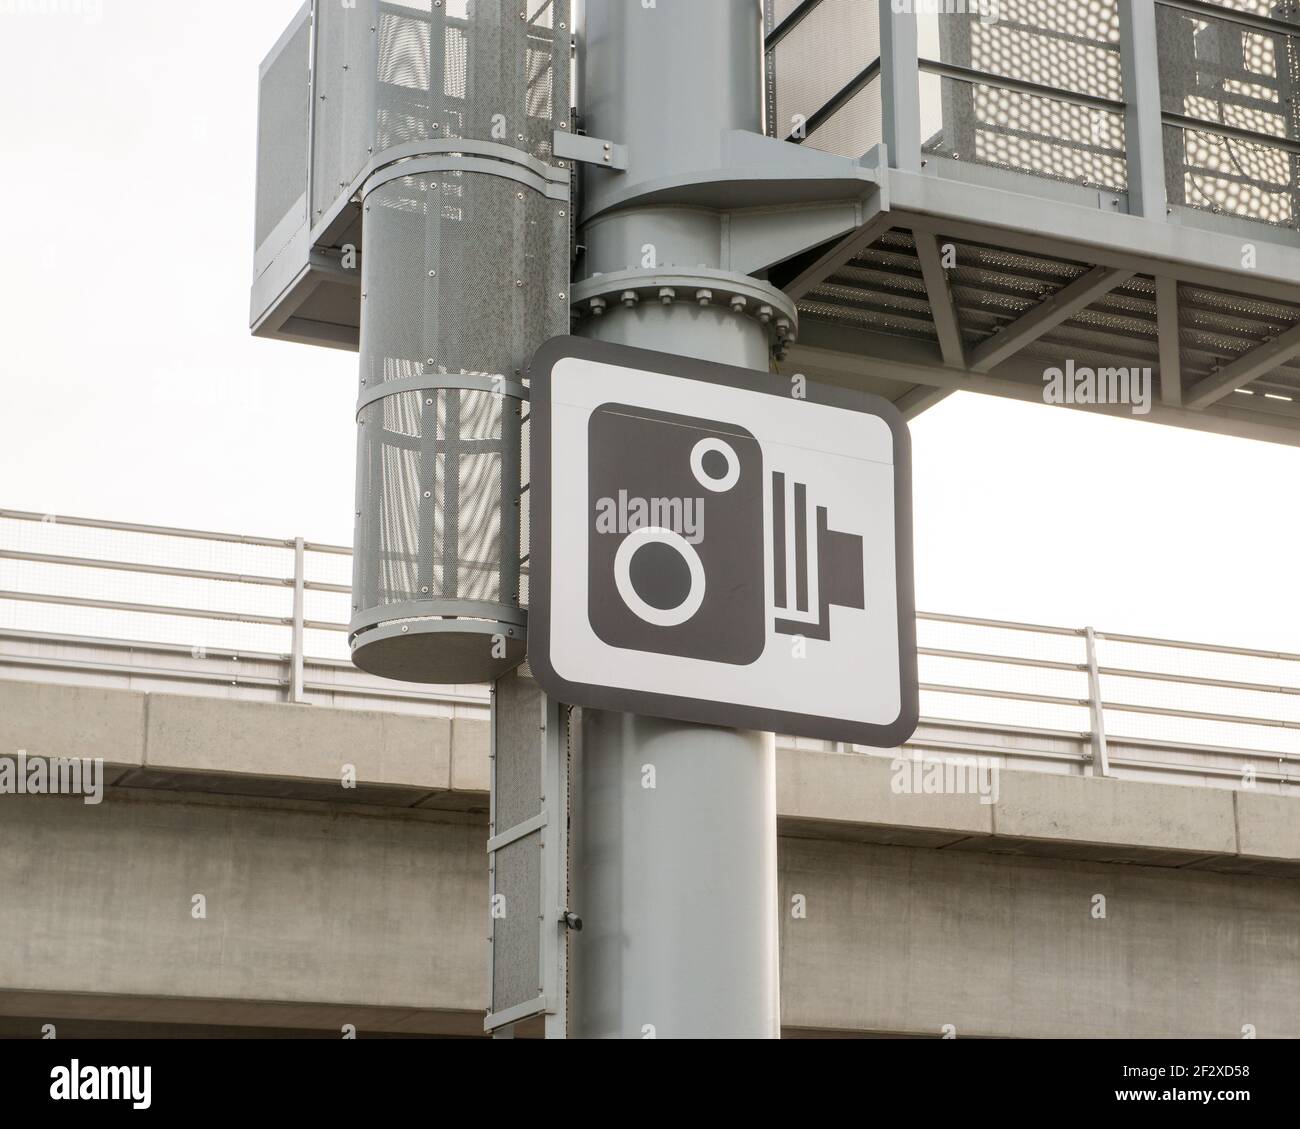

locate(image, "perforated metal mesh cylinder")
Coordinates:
312 0 572 226
351 169 567 683
339 0 570 684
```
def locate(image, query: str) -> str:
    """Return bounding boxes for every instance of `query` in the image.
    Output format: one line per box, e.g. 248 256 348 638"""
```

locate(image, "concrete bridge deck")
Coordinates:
1 674 1295 1039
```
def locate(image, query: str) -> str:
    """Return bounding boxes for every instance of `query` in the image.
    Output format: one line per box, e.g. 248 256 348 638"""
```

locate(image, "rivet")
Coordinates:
516 279 524 287
401 625 409 633
428 270 437 277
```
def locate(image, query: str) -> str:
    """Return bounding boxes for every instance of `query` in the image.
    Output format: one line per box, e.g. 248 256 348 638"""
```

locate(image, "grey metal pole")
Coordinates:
567 0 781 1039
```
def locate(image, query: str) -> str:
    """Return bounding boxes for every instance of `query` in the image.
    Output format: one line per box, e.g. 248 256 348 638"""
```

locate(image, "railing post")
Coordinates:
1118 0 1167 219
290 536 305 704
1084 626 1111 777
880 0 921 172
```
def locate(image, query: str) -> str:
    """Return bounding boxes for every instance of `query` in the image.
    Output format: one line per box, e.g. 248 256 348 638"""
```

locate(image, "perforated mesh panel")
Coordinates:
918 0 1123 101
351 167 565 677
312 0 378 222
355 385 512 611
765 0 880 144
921 72 1128 193
360 172 568 389
313 0 571 226
1158 2 1300 228
255 9 311 253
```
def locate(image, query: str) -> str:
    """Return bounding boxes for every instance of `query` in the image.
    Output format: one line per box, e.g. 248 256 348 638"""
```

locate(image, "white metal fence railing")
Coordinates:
1 509 1297 785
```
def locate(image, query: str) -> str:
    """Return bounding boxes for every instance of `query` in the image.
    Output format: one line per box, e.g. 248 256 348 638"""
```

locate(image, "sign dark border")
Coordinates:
527 336 919 748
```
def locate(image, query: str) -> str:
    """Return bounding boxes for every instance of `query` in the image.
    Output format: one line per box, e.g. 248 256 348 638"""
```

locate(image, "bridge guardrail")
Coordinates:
0 508 1296 788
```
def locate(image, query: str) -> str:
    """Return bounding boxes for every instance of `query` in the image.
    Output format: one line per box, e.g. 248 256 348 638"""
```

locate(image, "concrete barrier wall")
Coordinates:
1 680 1297 1036
0 792 487 1034
2 790 1297 1038
778 837 1300 1038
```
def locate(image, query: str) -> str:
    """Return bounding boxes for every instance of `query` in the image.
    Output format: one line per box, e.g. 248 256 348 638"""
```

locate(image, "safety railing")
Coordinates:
0 508 1296 787
765 0 1300 231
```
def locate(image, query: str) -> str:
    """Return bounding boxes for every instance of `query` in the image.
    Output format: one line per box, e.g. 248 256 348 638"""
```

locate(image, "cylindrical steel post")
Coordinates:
568 0 781 1039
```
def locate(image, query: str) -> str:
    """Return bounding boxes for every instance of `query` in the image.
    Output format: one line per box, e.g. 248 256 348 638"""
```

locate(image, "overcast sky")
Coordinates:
1 0 1297 653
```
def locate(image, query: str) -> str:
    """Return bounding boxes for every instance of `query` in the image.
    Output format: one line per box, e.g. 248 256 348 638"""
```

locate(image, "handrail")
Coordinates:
1 509 1297 780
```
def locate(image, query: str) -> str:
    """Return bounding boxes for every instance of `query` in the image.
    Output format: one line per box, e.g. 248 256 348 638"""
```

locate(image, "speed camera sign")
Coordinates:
527 337 918 748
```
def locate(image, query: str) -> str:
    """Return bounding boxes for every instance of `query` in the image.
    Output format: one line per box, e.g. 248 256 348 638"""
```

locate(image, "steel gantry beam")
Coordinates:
913 232 966 370
968 267 1135 374
1184 322 1300 410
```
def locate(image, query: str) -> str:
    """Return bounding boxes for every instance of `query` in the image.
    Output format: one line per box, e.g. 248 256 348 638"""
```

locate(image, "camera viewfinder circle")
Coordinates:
690 438 741 493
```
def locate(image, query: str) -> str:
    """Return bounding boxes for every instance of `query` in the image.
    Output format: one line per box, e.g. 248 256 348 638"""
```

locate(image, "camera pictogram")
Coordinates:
588 403 865 666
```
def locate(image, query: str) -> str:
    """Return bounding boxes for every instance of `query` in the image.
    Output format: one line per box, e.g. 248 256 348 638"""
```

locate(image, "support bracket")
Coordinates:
553 130 629 171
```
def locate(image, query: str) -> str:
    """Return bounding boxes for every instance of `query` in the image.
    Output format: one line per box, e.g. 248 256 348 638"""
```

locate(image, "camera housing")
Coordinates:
587 403 766 665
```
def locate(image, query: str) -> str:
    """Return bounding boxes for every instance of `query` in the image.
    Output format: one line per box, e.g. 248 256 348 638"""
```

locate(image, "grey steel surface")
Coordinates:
254 2 311 262
764 0 1300 442
254 0 1300 442
569 708 780 1039
566 0 782 1040
485 667 570 1034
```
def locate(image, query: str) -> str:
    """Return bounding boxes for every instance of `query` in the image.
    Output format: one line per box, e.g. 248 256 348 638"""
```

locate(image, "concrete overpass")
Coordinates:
1 673 1296 1039
0 511 1296 1037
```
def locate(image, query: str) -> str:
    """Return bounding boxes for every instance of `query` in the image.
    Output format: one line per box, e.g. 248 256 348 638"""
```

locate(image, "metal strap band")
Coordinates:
356 374 529 417
349 600 528 640
362 156 569 203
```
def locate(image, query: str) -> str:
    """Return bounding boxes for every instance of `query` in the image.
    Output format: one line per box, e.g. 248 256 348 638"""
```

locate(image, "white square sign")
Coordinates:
528 337 918 747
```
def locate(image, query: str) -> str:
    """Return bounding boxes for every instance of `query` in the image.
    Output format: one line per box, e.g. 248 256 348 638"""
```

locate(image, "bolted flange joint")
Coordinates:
570 267 799 358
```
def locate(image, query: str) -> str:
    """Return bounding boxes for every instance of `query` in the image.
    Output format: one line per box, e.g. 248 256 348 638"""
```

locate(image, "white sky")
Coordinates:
0 0 1298 654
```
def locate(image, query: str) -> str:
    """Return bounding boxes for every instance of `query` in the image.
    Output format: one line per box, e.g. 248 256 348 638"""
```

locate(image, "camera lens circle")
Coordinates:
613 527 706 627
690 438 740 492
